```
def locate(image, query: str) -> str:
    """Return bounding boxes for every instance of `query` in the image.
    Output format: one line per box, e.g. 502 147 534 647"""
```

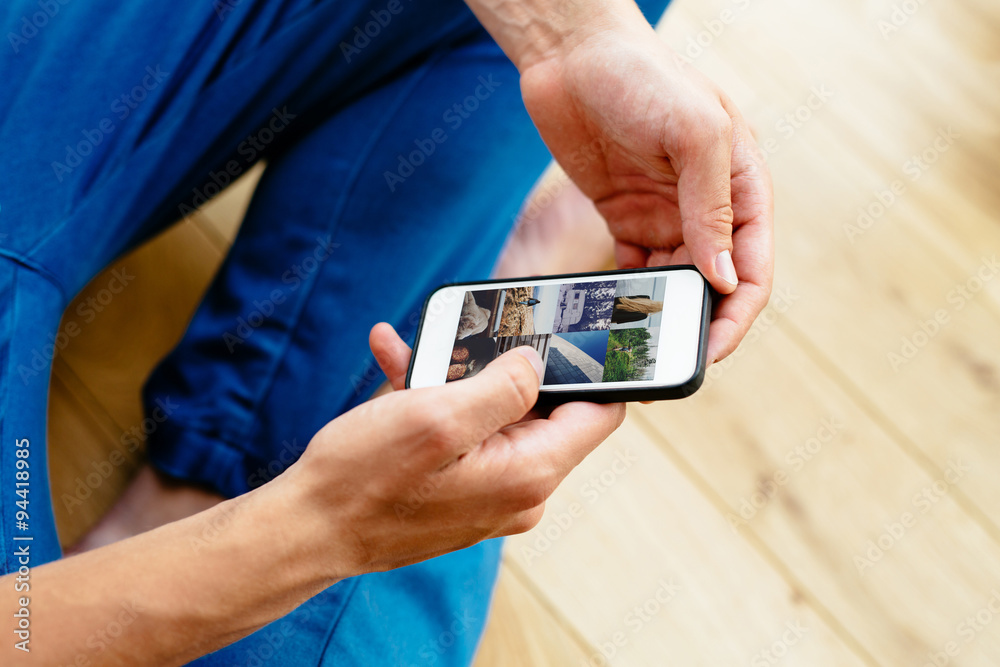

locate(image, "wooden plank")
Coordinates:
505 419 867 666
53 218 226 434
637 324 1000 665
48 361 138 547
661 0 1000 564
474 565 592 667
188 163 264 250
41 1 1000 663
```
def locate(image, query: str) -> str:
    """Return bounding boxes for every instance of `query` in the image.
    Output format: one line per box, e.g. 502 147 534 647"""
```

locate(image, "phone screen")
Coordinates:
409 268 706 392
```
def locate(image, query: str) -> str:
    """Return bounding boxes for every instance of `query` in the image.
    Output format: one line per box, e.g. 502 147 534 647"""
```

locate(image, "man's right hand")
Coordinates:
281 322 625 578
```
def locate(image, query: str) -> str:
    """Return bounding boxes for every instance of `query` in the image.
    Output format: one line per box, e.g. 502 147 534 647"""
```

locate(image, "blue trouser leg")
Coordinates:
0 0 670 663
193 539 506 666
142 33 555 496
0 0 485 574
1 0 485 291
0 263 67 578
156 33 555 666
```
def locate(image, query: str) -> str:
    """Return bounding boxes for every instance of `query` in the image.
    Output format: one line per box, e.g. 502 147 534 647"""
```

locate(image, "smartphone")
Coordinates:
405 265 713 403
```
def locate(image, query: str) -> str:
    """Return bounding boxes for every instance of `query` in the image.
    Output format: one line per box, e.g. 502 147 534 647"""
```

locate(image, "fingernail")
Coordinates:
716 249 738 287
513 346 545 384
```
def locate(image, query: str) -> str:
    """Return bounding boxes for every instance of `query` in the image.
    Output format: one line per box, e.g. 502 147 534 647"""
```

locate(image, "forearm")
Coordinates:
2 479 337 666
462 0 654 72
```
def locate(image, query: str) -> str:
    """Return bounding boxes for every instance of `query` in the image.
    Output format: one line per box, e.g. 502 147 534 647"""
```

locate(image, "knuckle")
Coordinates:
429 416 464 454
508 506 546 535
706 212 736 243
403 394 443 434
683 106 733 148
497 359 539 416
702 202 735 232
515 485 551 513
705 108 734 142
501 466 557 513
401 393 461 449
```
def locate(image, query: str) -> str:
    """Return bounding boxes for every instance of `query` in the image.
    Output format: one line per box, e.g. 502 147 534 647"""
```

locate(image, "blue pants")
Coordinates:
0 0 667 663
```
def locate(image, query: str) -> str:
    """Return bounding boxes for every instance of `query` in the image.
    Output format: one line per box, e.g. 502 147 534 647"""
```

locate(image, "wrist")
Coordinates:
266 458 367 583
467 0 651 73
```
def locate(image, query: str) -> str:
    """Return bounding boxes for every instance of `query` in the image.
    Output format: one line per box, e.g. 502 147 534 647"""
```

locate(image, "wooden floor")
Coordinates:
47 0 1000 664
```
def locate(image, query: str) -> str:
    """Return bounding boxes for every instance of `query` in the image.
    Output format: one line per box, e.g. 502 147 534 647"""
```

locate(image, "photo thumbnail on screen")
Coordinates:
447 275 667 385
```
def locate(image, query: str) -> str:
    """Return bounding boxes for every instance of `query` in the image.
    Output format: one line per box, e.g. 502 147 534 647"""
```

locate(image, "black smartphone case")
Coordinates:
405 265 714 404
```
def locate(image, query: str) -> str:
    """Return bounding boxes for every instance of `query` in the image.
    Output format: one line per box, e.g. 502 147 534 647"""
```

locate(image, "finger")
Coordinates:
675 107 737 295
705 223 773 363
647 244 692 267
398 401 623 530
430 346 545 449
599 192 683 251
369 322 411 391
615 241 650 269
488 400 626 482
706 121 774 363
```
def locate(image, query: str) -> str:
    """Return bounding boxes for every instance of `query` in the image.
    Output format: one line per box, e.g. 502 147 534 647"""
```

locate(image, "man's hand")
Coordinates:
284 323 625 576
464 0 774 364
10 325 621 666
521 29 773 363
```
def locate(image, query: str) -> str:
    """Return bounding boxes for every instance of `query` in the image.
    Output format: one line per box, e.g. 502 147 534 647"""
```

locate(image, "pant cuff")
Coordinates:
145 419 285 498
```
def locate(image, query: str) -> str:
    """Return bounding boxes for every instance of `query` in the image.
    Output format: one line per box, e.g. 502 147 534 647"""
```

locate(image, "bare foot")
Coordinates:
493 165 615 279
67 464 226 555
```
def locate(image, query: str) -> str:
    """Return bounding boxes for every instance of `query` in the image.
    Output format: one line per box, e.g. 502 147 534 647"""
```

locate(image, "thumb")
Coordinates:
677 117 738 294
435 346 545 445
369 322 412 391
